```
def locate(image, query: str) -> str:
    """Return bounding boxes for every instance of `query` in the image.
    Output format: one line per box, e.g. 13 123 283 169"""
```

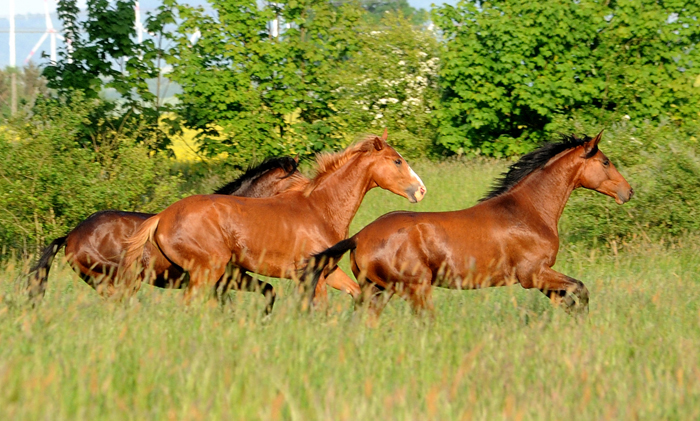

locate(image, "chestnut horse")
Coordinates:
27 157 308 303
122 133 427 307
305 132 633 316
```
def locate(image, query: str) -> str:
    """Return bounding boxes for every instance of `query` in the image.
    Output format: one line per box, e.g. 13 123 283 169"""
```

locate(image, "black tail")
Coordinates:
27 236 67 300
302 237 358 307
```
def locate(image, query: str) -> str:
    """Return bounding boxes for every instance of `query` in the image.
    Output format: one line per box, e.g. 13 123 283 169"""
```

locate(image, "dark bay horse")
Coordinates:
122 133 427 306
305 132 633 316
27 157 309 302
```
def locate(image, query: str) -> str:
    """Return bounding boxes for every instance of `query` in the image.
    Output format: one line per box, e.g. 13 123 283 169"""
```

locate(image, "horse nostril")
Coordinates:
420 187 426 195
629 188 634 198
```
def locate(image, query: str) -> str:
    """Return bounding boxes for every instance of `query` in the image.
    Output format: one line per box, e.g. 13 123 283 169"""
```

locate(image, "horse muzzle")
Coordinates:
615 187 634 205
406 184 427 203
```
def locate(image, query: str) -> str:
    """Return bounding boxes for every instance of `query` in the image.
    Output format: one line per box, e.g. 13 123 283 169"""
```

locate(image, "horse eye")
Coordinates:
603 160 610 167
394 159 402 165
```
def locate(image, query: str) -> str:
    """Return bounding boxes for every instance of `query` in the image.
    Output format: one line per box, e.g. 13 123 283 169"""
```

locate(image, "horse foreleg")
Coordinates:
523 266 589 315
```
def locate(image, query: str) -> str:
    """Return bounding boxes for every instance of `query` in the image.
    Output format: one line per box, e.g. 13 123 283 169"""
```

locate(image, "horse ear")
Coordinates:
294 155 300 164
381 128 388 141
583 130 603 158
373 136 384 151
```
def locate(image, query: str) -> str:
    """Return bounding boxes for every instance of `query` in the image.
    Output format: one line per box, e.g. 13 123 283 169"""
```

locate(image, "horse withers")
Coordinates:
305 131 633 317
122 131 427 308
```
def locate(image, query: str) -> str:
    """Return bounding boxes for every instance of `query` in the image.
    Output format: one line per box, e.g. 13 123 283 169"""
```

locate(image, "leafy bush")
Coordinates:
553 114 700 245
0 93 183 255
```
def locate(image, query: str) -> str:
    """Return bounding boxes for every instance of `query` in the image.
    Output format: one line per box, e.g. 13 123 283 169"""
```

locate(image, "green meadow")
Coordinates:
1 160 699 420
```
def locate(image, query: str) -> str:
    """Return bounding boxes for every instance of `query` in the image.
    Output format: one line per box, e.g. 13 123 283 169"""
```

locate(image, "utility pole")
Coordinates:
10 0 18 115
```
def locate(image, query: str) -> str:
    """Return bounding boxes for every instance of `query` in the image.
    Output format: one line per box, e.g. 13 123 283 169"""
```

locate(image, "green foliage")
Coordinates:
45 0 147 102
164 0 364 164
0 92 183 255
552 114 700 244
433 0 700 157
331 13 441 158
43 0 174 150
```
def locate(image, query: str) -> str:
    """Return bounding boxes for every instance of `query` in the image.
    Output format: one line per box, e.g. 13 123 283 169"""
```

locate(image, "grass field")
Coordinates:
1 160 699 420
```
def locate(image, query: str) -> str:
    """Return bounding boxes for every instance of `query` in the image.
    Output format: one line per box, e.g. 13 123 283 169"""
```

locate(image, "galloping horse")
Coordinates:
122 133 427 306
305 132 633 316
27 157 308 303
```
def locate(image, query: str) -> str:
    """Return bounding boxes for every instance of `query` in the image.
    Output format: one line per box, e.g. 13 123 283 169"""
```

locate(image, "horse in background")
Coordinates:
305 131 633 317
27 157 308 308
122 132 427 309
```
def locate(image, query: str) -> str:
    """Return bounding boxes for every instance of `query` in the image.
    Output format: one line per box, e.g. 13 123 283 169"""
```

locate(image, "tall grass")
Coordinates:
1 160 698 420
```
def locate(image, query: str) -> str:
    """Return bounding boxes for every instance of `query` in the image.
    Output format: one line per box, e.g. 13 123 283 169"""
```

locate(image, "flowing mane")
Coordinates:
213 156 299 195
304 135 382 194
480 134 592 201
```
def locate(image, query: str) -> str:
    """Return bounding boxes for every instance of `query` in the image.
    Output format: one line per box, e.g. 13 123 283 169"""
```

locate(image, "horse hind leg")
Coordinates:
400 282 435 318
71 259 121 299
354 276 394 320
384 261 435 318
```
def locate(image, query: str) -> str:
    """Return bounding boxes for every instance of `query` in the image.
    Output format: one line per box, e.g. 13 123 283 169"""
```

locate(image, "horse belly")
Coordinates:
389 222 511 290
434 239 515 290
235 236 322 279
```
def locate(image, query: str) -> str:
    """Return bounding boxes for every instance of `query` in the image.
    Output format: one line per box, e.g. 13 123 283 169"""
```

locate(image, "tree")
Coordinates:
164 0 363 164
432 0 700 157
331 12 440 157
43 0 175 151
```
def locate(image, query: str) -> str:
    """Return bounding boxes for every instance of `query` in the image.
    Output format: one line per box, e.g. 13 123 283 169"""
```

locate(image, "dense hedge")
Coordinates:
0 94 183 255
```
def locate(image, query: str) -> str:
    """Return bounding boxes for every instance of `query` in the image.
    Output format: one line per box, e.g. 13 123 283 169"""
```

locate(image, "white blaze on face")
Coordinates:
409 166 427 202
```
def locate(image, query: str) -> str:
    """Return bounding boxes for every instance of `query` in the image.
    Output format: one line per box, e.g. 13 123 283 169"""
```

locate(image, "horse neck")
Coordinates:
228 176 258 197
231 171 283 197
505 149 583 233
308 155 374 239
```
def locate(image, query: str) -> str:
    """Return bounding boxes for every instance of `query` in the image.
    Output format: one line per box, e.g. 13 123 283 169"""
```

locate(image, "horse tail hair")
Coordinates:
27 236 68 300
302 237 358 307
121 215 160 279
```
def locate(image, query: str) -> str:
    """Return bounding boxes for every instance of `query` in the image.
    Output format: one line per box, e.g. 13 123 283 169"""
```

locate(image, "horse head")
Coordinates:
578 131 634 205
364 129 427 203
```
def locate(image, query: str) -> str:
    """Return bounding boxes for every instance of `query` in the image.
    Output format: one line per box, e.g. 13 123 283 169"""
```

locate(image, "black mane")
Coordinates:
213 156 298 195
480 134 592 202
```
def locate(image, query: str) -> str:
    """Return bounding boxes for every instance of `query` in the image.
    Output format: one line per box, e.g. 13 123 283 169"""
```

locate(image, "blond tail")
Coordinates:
121 215 161 281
